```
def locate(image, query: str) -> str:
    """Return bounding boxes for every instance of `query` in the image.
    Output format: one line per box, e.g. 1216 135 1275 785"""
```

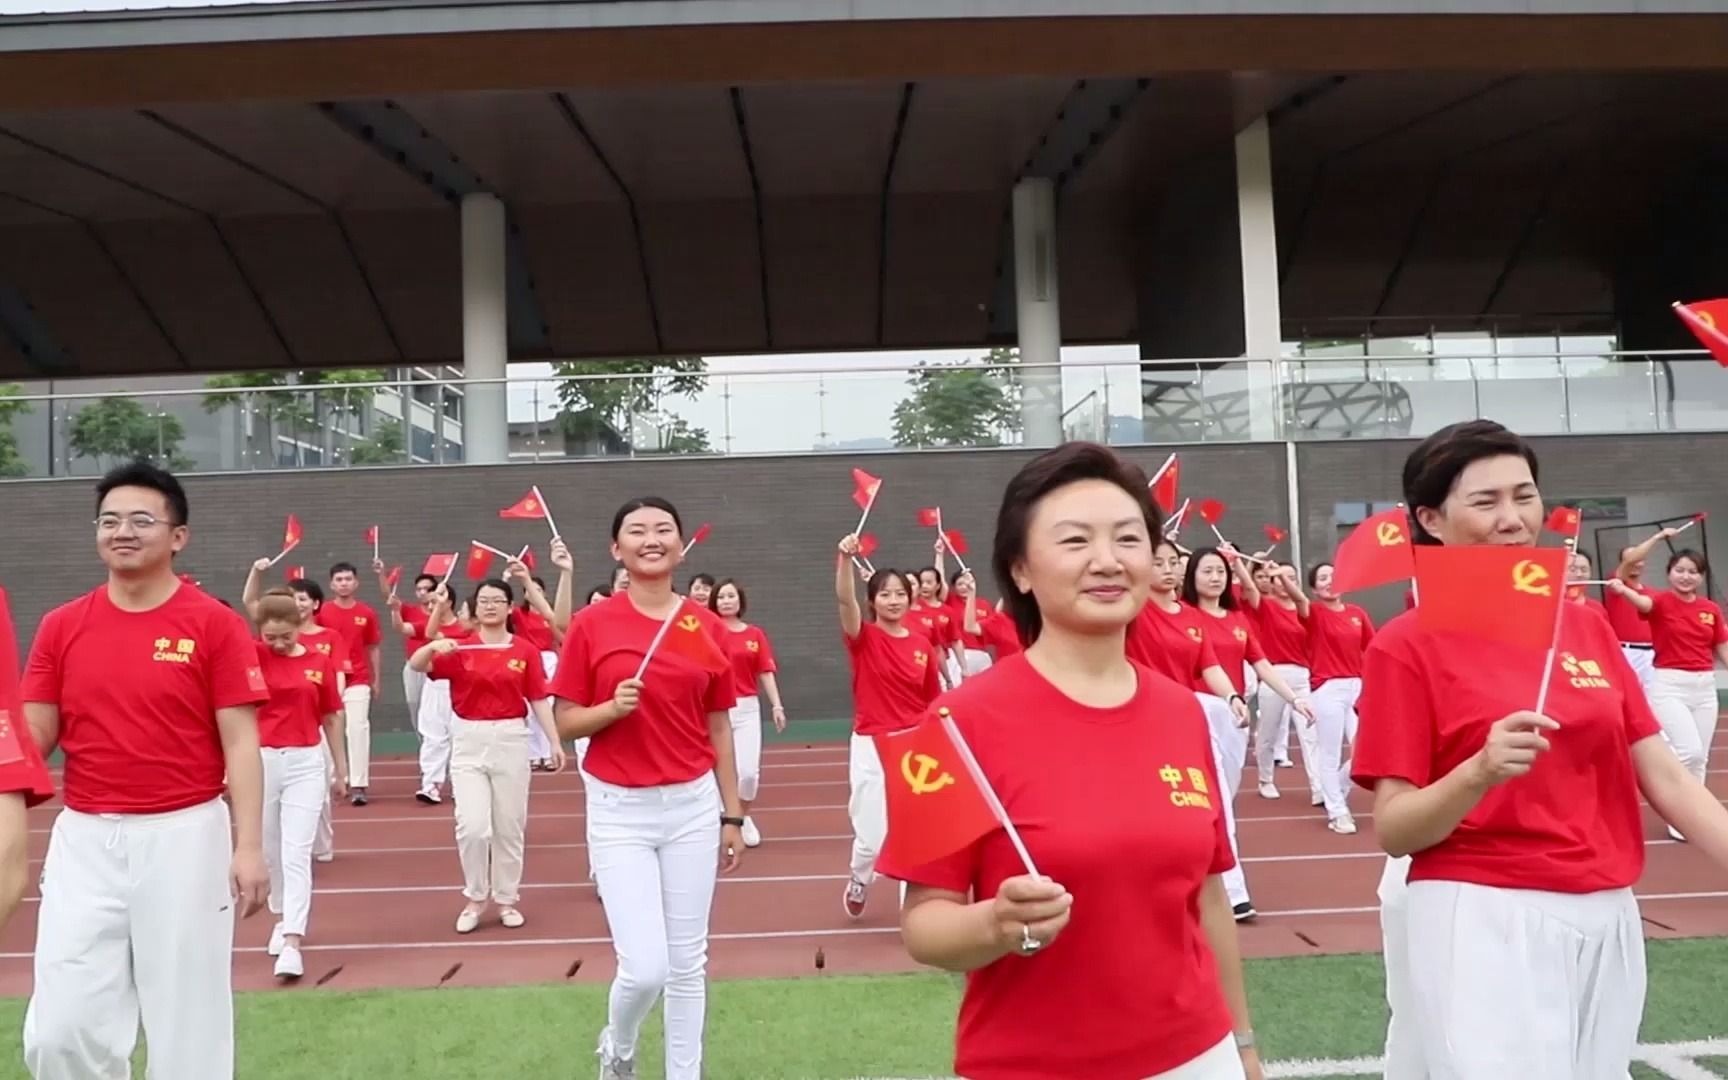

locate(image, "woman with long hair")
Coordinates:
1353 419 1728 1078
710 578 787 849
252 589 349 979
879 441 1262 1080
410 578 564 934
835 546 942 921
1240 559 1319 802
1288 562 1373 834
552 497 743 1080
946 569 997 676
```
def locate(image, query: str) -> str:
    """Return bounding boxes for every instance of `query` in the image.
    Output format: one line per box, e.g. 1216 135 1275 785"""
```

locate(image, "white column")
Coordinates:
1013 177 1064 448
460 192 509 465
1235 117 1281 441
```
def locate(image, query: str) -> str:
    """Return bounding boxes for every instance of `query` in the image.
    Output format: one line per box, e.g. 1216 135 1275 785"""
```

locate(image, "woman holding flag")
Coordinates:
551 496 742 1080
1287 563 1373 834
878 441 1261 1080
710 578 787 849
1351 419 1728 1079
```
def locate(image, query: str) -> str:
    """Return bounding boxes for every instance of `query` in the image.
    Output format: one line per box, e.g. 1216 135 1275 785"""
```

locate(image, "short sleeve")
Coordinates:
0 740 54 807
1606 643 1661 743
1712 603 1728 646
429 648 458 682
756 630 778 674
1202 749 1235 875
1193 634 1220 678
1350 641 1435 790
550 619 594 705
1639 591 1664 622
703 664 738 714
318 655 343 716
843 622 872 656
210 609 269 707
523 644 550 700
404 608 429 638
1242 622 1267 665
20 606 65 706
362 607 382 646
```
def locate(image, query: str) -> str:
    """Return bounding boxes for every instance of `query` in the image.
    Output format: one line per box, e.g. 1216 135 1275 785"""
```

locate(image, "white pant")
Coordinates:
1310 677 1361 819
588 771 722 1080
1648 668 1718 785
962 648 993 676
450 718 532 905
402 664 427 731
315 735 334 858
1145 1034 1246 1080
1404 880 1644 1080
25 798 235 1080
1377 856 1425 1080
1197 694 1250 908
525 651 558 761
1619 645 1656 695
263 745 325 937
342 684 373 788
1255 664 1317 789
418 678 454 789
730 696 763 802
847 733 887 884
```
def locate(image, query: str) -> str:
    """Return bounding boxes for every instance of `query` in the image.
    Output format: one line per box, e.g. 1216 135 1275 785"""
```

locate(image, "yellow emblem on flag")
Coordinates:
900 752 954 795
678 614 701 633
1511 560 1552 597
1376 522 1405 546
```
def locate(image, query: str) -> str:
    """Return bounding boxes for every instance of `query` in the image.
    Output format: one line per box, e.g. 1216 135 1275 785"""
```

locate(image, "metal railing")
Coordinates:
0 348 1720 480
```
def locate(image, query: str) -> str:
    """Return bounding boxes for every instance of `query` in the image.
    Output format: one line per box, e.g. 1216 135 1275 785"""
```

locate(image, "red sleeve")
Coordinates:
429 649 458 682
1604 641 1662 743
844 623 871 657
922 639 943 701
363 606 382 646
318 655 343 717
1359 608 1377 649
703 667 734 714
20 606 65 706
1639 592 1665 622
549 618 594 704
1350 641 1435 790
981 612 1023 657
1713 603 1728 646
1242 622 1267 665
210 609 269 707
523 644 549 700
0 743 54 807
757 630 778 674
1193 635 1220 678
1202 743 1234 875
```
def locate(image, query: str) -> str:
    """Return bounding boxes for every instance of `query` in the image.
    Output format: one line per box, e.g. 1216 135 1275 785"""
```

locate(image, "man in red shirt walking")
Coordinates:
21 462 269 1079
318 561 382 805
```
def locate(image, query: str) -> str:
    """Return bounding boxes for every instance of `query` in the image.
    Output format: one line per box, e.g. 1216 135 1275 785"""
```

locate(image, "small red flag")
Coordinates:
1673 300 1728 367
364 525 379 545
688 523 712 547
1544 506 1581 538
422 553 456 579
1331 507 1416 594
385 565 403 590
285 566 304 582
1264 524 1288 544
1149 454 1180 515
942 529 969 556
851 468 882 512
282 514 302 553
1198 498 1227 526
1413 545 1567 650
659 605 730 675
499 491 547 520
519 548 537 572
858 534 880 559
917 507 941 528
465 543 494 580
877 710 1003 869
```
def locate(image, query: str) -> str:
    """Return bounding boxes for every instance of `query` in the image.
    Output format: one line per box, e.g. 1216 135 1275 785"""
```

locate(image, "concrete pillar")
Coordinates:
1013 177 1064 447
460 192 509 465
1235 117 1282 441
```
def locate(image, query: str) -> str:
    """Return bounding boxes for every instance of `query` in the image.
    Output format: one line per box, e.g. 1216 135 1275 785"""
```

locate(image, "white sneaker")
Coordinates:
274 944 303 979
1328 814 1357 835
314 851 334 863
741 817 762 848
1258 782 1280 800
1310 791 1325 807
416 785 442 805
842 877 868 920
268 922 286 957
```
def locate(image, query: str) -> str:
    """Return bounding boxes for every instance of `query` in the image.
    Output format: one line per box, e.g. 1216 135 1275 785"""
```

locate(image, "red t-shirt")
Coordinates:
513 606 556 654
431 635 550 720
551 594 736 787
1303 603 1374 688
0 585 55 808
914 602 961 651
1125 600 1220 687
1248 599 1307 667
1193 608 1265 695
298 623 347 676
1352 604 1660 893
315 599 382 688
400 602 430 657
979 611 1024 659
724 623 777 700
877 655 1235 1080
23 583 269 814
945 595 995 651
1643 591 1727 672
255 642 342 748
844 622 942 736
1603 578 1656 644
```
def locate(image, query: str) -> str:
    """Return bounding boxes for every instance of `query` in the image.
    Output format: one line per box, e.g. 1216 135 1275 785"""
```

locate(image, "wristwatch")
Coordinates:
1228 694 1246 707
1233 1030 1256 1051
720 815 745 828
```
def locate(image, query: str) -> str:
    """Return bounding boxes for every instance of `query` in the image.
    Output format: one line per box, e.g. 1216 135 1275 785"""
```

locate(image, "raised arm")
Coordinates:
549 538 575 635
242 557 272 623
1616 527 1679 580
1606 577 1655 615
837 535 864 639
1281 566 1312 619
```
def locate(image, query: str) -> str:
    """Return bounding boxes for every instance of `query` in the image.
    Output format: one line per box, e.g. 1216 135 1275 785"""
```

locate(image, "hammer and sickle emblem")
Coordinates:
900 752 954 795
1512 560 1553 597
1699 310 1718 329
1375 522 1404 546
677 614 701 632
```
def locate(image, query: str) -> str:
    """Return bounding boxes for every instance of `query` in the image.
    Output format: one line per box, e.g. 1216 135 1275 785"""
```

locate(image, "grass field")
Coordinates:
6 938 1725 1078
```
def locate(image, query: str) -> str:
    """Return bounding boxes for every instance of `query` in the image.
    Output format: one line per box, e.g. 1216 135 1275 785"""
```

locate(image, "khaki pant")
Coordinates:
450 717 531 905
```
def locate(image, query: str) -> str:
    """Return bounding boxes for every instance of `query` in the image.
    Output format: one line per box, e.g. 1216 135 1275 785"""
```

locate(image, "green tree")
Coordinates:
0 385 30 479
553 357 707 454
202 368 387 466
347 416 405 466
890 348 1023 448
639 414 712 455
68 397 192 470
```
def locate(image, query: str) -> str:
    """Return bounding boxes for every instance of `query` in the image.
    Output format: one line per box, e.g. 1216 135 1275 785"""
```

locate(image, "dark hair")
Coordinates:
865 568 916 622
329 562 359 579
1401 419 1540 546
688 573 716 591
288 579 325 609
1181 547 1238 611
611 496 683 540
992 441 1160 646
1307 561 1332 589
1668 548 1708 576
471 578 517 632
587 583 613 604
96 460 189 525
414 574 438 590
916 566 941 589
709 577 747 617
517 575 548 610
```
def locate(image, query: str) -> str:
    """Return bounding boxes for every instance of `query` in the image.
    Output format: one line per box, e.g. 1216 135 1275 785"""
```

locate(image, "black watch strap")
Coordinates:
720 815 745 827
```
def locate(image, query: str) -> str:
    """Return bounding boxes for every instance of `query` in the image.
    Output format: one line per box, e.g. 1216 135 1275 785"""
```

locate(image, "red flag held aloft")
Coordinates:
1330 507 1415 595
917 507 941 529
942 529 969 557
688 523 712 547
520 548 537 572
364 525 379 545
282 514 302 553
1544 506 1582 538
422 553 456 579
385 566 403 590
851 468 883 512
1264 524 1288 545
499 491 547 520
877 710 1004 870
1197 498 1227 526
1148 454 1180 515
285 566 305 582
1673 299 1728 367
659 605 730 675
1412 545 1568 651
465 544 494 580
857 534 880 559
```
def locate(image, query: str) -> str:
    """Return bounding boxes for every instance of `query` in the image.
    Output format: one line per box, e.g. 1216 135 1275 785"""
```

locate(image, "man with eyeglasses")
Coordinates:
19 460 270 1080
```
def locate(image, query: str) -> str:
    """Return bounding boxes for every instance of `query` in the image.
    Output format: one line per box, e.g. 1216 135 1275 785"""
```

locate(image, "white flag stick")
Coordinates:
532 485 560 540
472 540 515 560
1147 452 1176 490
1163 498 1191 537
372 528 380 564
854 481 881 537
455 642 512 651
940 709 1039 879
1532 540 1575 716
633 601 686 681
265 543 297 568
439 556 458 587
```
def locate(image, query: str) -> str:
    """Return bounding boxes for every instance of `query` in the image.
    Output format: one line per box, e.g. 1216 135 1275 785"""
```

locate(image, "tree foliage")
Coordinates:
552 357 709 455
890 348 1023 449
202 368 386 427
348 416 405 466
0 384 30 478
68 397 192 470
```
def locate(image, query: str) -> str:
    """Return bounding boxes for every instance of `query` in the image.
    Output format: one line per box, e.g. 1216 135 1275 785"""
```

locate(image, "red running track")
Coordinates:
0 730 1725 994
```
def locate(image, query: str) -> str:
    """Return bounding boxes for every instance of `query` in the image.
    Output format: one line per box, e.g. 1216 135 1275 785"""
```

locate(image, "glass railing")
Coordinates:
0 349 1719 479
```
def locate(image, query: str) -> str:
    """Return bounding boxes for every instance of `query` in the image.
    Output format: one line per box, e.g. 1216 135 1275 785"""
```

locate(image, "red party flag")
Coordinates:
689 523 712 547
422 553 456 579
1197 498 1227 526
659 605 730 675
499 490 547 520
1673 299 1728 367
942 529 969 556
285 566 305 582
851 468 883 512
364 525 379 545
857 534 880 559
1412 545 1567 651
1544 506 1582 538
1264 524 1288 544
877 710 1004 869
465 543 494 580
520 548 537 572
1149 454 1180 515
917 507 942 528
384 565 403 590
1331 507 1416 595
282 514 302 553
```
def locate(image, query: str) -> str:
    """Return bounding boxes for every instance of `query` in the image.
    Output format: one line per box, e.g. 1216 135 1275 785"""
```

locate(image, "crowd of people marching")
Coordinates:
0 417 1726 1079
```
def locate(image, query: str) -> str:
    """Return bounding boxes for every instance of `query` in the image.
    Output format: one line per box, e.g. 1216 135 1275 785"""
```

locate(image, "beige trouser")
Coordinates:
450 716 532 905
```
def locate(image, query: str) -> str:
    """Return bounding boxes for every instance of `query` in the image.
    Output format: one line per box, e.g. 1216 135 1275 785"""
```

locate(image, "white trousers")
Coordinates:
1146 1035 1246 1080
342 683 373 788
1377 855 1425 1080
1255 664 1317 789
315 734 334 858
524 651 558 761
1310 677 1361 819
847 733 886 884
418 678 454 789
450 717 532 905
962 648 993 676
1619 645 1656 695
263 745 325 937
588 771 721 1080
1404 880 1644 1080
402 663 427 732
1197 694 1250 907
1648 668 1718 785
730 695 764 802
25 798 235 1080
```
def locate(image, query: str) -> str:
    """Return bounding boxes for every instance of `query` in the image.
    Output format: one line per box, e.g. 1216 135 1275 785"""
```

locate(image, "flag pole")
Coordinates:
633 601 685 681
854 481 881 536
939 708 1040 879
1532 538 1574 715
373 527 380 564
472 540 516 560
265 544 296 568
532 485 560 541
